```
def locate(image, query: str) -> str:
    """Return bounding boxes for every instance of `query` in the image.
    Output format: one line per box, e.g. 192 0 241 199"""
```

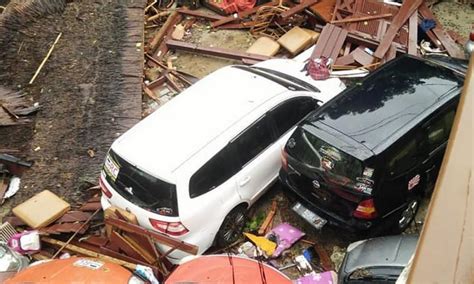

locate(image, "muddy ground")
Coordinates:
0 0 142 212
0 0 472 277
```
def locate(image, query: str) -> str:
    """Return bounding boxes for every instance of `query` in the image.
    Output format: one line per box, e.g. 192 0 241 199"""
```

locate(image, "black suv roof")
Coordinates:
304 55 465 160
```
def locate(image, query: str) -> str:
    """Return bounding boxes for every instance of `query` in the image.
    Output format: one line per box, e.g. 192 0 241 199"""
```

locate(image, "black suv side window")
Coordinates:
189 144 238 198
233 115 275 168
425 109 455 153
270 97 318 137
387 131 424 177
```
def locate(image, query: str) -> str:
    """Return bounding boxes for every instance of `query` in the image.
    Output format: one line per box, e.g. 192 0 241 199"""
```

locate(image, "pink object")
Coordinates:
8 230 41 254
270 223 305 257
294 271 338 284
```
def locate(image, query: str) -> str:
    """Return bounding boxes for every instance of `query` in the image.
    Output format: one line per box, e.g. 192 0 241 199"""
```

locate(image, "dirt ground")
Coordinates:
0 0 471 278
0 0 142 213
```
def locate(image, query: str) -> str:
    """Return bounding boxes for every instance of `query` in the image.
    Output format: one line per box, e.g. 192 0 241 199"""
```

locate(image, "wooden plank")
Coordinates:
279 0 319 19
148 11 182 54
352 47 374 65
311 24 336 58
210 1 278 28
331 13 392 24
335 53 355 65
42 237 138 270
258 200 277 235
122 233 157 264
105 217 198 255
110 231 149 263
177 8 224 21
407 10 418 55
373 0 423 59
166 39 272 62
329 28 348 60
418 3 465 59
309 0 336 23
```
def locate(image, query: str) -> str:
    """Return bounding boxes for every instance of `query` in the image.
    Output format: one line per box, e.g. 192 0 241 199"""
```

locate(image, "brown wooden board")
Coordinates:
56 211 92 223
373 0 423 59
311 24 348 61
352 47 374 65
309 0 336 23
106 217 198 255
279 0 319 19
408 10 418 55
109 231 149 263
418 3 465 59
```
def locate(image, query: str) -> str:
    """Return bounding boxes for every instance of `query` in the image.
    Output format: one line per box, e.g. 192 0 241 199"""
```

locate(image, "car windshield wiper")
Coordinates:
232 65 319 93
251 66 321 93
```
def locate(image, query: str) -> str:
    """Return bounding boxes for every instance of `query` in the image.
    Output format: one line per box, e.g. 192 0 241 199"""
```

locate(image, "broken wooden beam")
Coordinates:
42 237 138 270
177 8 224 21
148 11 182 54
210 1 278 28
279 0 319 19
407 11 418 55
373 0 423 59
330 13 392 24
105 217 199 255
418 3 465 59
166 39 273 62
311 24 348 61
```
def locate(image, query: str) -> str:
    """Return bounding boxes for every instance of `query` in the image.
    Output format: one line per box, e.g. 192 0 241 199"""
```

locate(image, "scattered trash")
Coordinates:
8 230 41 254
269 223 305 257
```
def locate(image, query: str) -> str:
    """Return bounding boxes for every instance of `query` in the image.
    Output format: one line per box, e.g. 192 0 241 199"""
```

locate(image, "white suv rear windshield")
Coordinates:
103 150 178 217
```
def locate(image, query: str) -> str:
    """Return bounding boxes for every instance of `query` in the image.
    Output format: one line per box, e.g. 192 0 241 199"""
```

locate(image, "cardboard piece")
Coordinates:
302 28 320 44
246 37 280 57
277 27 313 56
13 190 70 229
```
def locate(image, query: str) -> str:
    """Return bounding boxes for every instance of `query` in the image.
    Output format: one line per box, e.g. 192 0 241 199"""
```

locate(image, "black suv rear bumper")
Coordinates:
279 169 375 233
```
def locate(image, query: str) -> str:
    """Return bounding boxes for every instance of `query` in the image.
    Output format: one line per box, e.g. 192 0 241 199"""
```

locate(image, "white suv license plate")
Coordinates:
292 202 327 230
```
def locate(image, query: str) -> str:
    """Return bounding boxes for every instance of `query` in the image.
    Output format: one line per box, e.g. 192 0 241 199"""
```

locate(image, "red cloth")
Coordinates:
306 57 331 80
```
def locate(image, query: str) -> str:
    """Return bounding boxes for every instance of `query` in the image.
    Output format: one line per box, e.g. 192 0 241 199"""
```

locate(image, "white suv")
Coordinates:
99 59 345 262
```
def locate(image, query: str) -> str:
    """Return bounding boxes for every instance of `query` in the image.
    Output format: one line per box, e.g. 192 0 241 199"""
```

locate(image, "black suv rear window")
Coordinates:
287 128 364 183
103 150 178 216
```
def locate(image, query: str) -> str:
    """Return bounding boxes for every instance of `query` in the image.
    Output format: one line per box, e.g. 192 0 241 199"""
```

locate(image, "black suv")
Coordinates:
280 55 467 234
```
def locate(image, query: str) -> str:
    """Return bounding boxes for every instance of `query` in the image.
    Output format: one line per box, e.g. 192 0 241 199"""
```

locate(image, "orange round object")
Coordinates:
165 255 292 284
5 257 135 284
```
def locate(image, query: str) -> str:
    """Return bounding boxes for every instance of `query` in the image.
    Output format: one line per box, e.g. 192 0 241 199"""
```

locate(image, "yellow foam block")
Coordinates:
277 26 313 56
13 190 70 228
302 28 320 44
246 37 280 57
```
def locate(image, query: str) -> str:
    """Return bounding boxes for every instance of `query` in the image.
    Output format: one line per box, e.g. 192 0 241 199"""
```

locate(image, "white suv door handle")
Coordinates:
239 176 251 187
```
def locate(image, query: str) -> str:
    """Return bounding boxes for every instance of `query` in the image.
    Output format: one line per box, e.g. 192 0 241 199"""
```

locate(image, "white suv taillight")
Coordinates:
149 219 189 236
99 176 112 198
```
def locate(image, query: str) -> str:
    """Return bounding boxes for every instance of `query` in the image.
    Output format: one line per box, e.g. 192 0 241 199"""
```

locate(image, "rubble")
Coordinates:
0 0 470 282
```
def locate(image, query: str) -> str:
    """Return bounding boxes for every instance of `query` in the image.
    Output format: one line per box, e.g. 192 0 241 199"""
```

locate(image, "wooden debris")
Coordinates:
0 88 38 126
258 200 278 235
330 13 392 24
418 3 465 59
148 11 182 54
166 39 273 62
177 8 224 21
29 32 62 84
279 0 319 19
407 11 418 55
373 0 423 59
311 24 348 61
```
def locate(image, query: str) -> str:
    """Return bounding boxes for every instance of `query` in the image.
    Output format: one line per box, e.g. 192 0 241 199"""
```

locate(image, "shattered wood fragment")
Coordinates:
351 47 374 65
166 39 273 62
148 11 182 54
29 32 62 84
79 202 101 212
147 10 172 22
373 0 423 59
177 8 224 21
210 1 279 28
279 0 319 19
109 231 149 263
311 24 348 61
42 222 90 235
0 154 32 176
82 236 109 247
309 0 336 23
258 200 278 235
418 3 465 59
42 237 138 270
143 83 161 102
56 211 92 223
314 243 334 271
407 11 418 56
0 88 37 126
330 13 392 24
105 217 198 255
121 233 157 263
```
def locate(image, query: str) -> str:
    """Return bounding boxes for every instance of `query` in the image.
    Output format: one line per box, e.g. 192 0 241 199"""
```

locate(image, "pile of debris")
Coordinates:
141 0 467 106
1 187 199 282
